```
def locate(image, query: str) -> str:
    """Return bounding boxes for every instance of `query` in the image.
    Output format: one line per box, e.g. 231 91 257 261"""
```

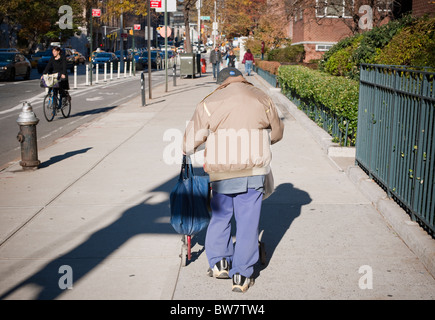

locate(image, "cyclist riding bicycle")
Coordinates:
41 46 71 105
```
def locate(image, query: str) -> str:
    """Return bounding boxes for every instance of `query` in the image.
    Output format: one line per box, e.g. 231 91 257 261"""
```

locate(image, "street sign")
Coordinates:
159 26 172 38
150 0 162 8
201 16 210 20
92 9 101 17
134 24 141 31
155 0 177 12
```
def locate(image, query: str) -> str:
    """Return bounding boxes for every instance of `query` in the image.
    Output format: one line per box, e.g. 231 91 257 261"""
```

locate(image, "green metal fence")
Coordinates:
356 64 435 236
253 65 279 88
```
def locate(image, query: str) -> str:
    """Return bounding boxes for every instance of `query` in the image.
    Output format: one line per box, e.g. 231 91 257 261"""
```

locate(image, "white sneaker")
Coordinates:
232 273 254 292
207 258 230 279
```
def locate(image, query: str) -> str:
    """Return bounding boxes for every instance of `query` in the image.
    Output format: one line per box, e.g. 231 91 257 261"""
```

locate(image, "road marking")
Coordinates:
86 96 104 102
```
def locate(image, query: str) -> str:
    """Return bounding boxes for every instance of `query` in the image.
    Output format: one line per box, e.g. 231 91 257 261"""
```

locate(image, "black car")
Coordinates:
134 51 162 69
37 48 75 74
0 52 31 81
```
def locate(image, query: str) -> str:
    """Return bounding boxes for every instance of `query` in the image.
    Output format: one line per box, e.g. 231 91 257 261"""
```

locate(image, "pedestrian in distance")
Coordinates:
261 41 265 60
209 46 222 80
242 48 254 76
182 67 284 293
226 50 237 68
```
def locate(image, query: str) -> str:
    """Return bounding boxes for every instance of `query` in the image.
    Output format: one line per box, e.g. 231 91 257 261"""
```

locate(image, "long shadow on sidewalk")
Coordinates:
0 174 184 300
39 147 92 168
258 183 312 271
0 176 311 300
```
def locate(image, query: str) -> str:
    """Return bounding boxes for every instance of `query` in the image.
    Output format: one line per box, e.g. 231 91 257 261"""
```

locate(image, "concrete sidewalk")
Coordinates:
0 67 434 300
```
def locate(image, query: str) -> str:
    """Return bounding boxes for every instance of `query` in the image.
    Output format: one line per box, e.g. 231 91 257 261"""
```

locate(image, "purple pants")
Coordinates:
205 189 263 278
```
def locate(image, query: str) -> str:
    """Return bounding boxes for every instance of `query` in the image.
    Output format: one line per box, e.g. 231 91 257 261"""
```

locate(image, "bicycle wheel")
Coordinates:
61 95 71 118
43 91 56 122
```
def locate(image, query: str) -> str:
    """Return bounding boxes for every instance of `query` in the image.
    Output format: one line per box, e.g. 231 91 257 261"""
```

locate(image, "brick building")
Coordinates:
288 0 434 63
412 0 435 17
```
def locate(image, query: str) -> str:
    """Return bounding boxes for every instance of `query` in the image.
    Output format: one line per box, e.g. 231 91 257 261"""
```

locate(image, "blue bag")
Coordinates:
170 155 211 235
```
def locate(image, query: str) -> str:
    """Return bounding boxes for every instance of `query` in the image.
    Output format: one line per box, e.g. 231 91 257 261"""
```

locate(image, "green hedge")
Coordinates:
319 15 424 79
278 65 359 146
267 45 305 63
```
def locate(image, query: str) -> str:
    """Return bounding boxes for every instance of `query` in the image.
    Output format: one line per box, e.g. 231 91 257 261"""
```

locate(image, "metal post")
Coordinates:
141 71 146 106
164 0 168 92
74 65 77 89
120 2 124 73
96 63 99 83
147 0 152 99
173 63 176 86
124 61 127 77
89 7 93 86
110 62 113 80
104 62 107 82
85 63 89 86
129 61 132 77
132 28 136 76
118 61 121 79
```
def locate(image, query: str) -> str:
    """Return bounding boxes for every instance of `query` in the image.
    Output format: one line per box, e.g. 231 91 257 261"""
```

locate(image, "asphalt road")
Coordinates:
0 64 166 169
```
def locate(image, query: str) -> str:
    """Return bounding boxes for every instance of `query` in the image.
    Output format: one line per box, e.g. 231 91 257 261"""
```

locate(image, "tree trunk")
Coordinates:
183 7 192 53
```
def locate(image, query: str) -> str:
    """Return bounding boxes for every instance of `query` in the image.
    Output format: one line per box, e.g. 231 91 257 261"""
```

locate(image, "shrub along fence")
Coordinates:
356 64 435 236
277 65 359 146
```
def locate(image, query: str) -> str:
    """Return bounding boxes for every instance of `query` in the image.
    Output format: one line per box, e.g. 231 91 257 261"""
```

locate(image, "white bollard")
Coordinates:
104 63 107 82
85 64 89 86
129 61 132 77
124 61 127 78
110 62 113 81
118 61 120 79
74 65 77 89
96 64 99 83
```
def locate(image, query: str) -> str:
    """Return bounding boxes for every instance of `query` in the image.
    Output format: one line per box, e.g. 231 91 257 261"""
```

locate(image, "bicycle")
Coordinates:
42 86 71 122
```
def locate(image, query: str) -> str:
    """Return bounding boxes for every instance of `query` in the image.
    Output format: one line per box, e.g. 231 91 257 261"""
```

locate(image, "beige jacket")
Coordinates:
183 75 284 181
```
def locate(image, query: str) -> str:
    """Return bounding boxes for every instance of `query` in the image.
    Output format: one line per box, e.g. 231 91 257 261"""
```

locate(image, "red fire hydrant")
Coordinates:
201 58 206 74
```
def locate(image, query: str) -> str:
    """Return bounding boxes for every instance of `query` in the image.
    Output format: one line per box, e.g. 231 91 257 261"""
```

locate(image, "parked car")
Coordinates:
115 50 132 62
30 51 45 68
92 52 119 69
134 51 148 70
0 52 31 81
37 48 75 73
72 51 86 65
134 51 162 69
0 48 19 53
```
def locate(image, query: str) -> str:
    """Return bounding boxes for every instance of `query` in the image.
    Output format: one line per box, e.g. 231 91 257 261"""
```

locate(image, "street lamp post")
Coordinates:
147 0 152 99
89 7 93 85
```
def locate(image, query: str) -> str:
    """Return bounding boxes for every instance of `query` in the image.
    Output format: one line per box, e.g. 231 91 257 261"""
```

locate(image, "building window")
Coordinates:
316 44 334 51
294 8 303 22
377 0 393 12
316 0 353 18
